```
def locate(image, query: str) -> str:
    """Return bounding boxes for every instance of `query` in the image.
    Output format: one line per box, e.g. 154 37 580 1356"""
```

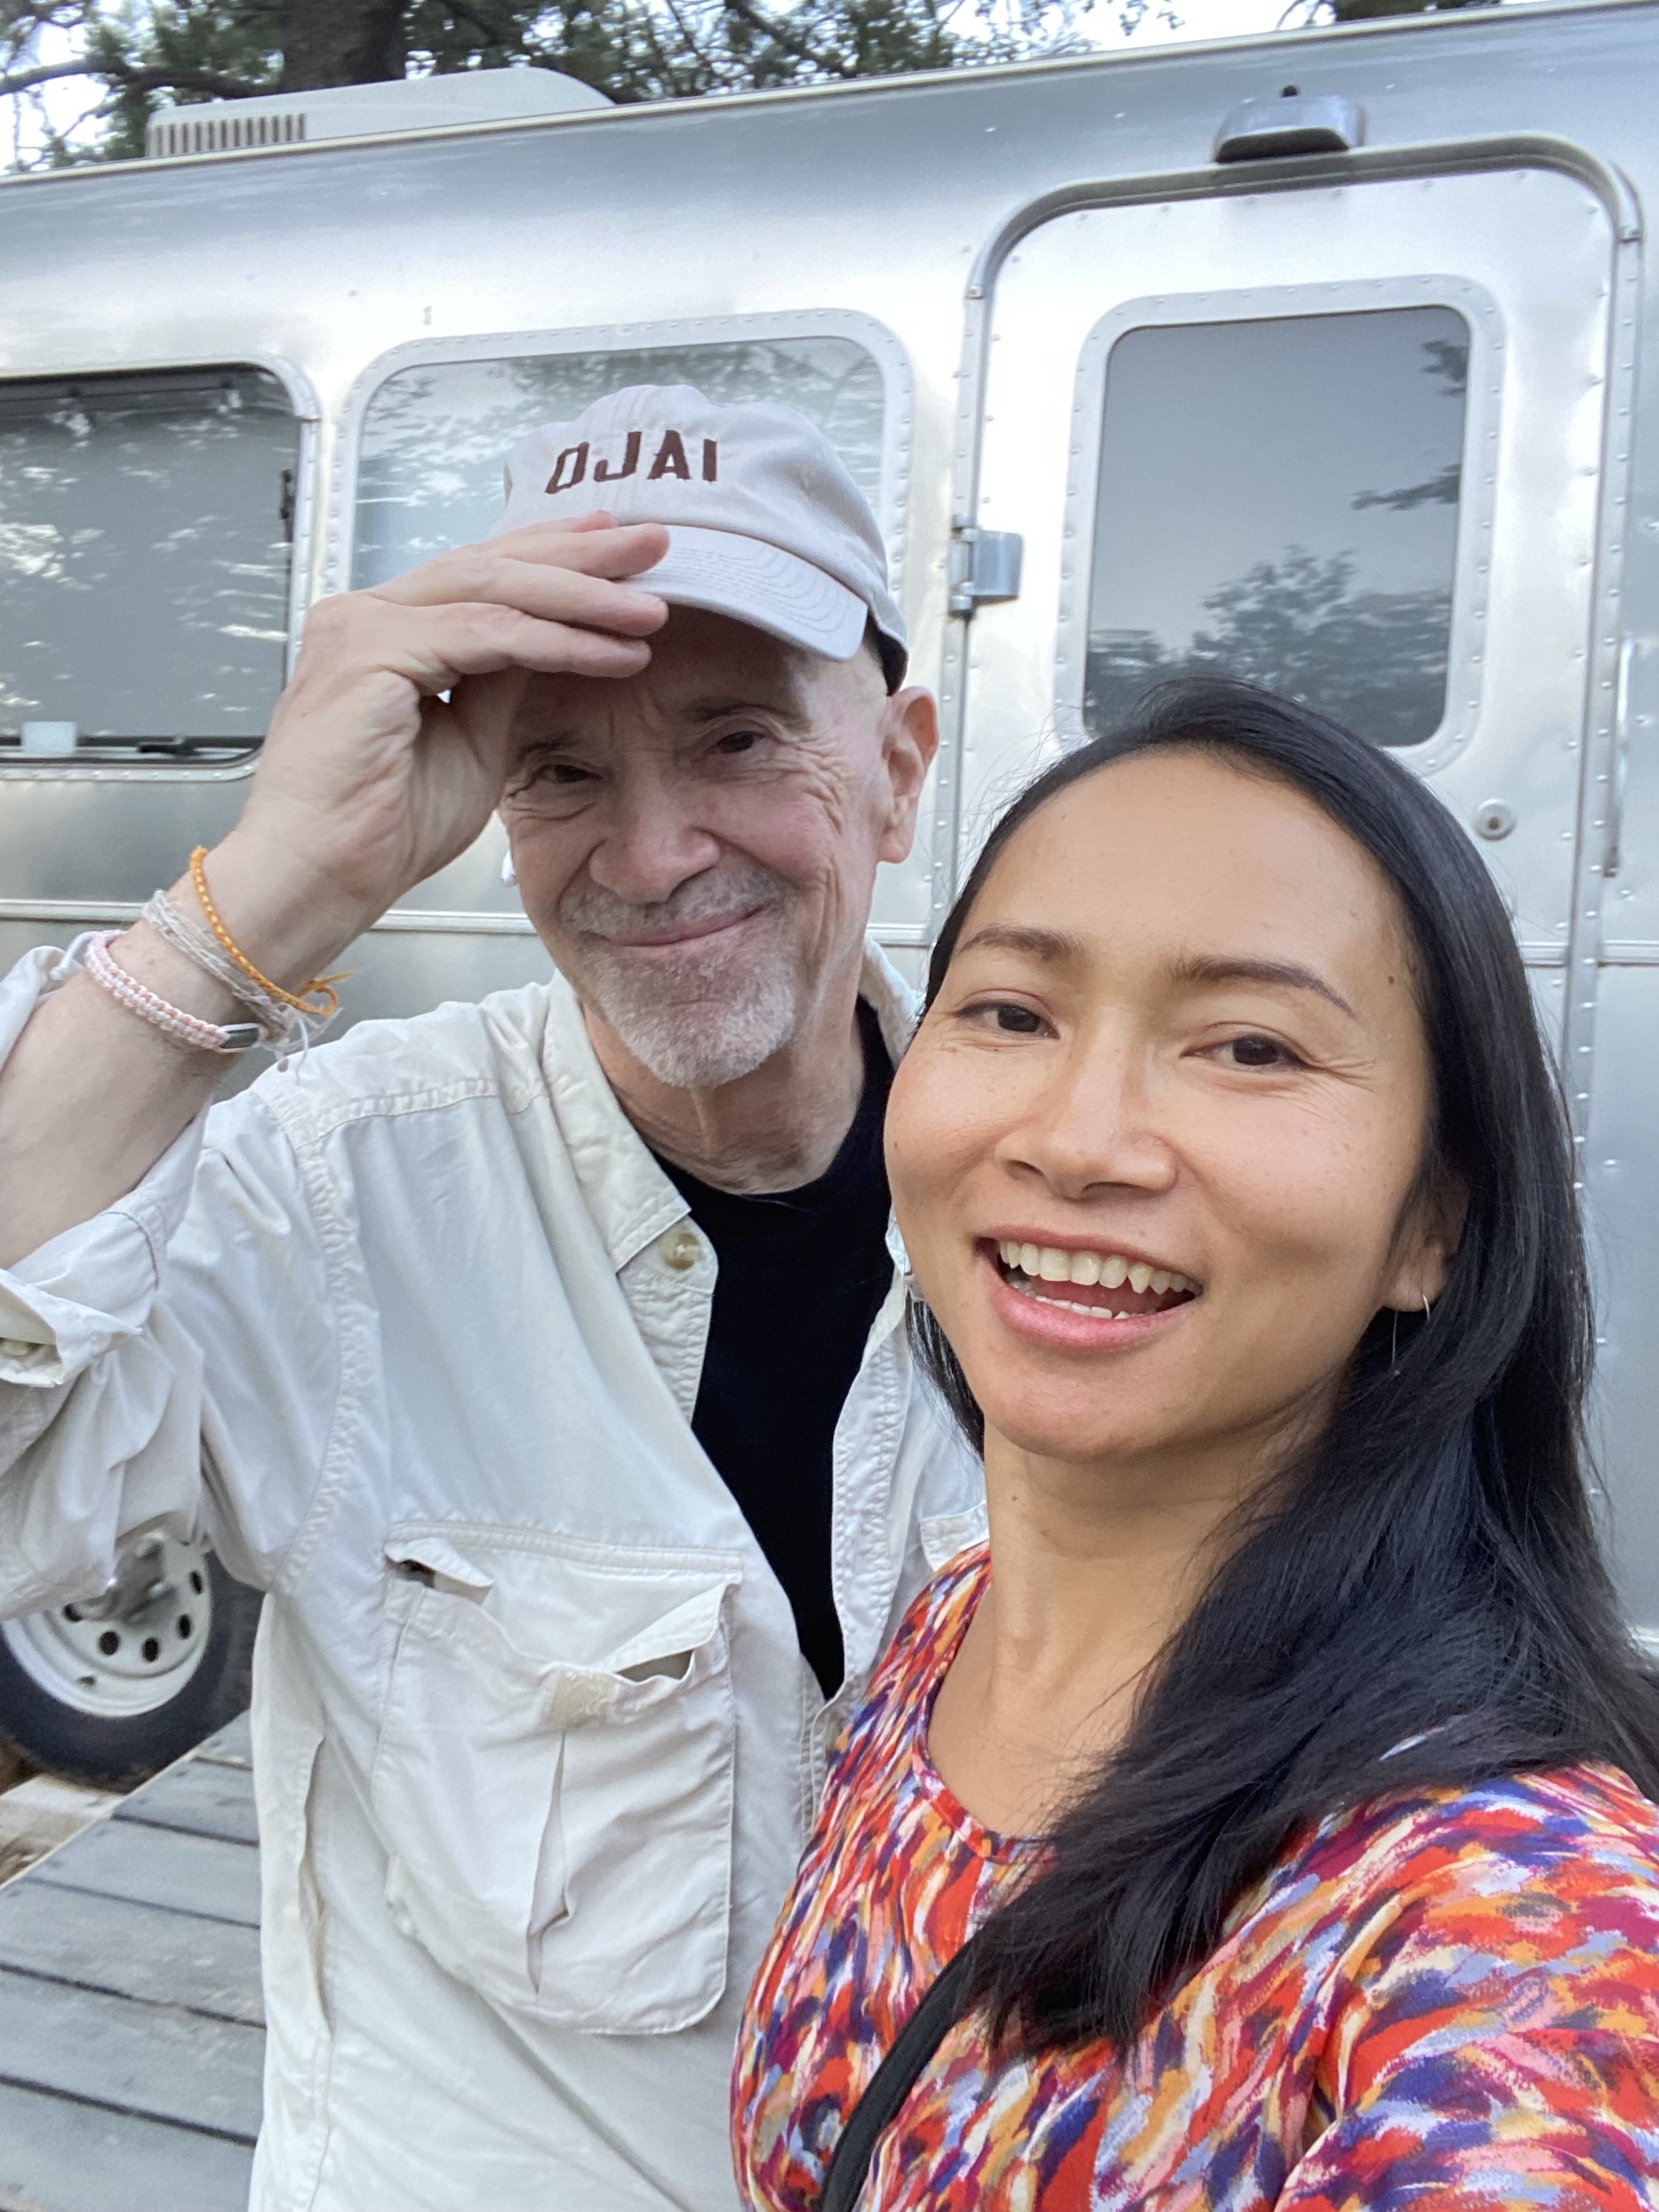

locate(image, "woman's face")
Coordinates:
887 749 1453 1477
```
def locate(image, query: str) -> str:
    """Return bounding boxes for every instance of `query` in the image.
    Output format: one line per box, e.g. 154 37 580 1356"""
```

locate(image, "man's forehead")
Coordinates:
511 610 824 741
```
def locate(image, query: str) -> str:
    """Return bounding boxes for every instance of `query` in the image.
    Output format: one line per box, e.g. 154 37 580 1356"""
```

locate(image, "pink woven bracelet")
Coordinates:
82 931 261 1056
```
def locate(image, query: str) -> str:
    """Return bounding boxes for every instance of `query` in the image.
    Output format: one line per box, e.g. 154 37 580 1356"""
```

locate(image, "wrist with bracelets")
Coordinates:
82 932 266 1057
81 850 345 1062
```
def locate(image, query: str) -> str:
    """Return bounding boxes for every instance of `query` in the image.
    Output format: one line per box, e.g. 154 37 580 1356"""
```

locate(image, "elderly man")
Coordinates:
0 388 981 2210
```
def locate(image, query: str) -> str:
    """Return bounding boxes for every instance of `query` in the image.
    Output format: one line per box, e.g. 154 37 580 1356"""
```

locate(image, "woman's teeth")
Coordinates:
996 1241 1196 1297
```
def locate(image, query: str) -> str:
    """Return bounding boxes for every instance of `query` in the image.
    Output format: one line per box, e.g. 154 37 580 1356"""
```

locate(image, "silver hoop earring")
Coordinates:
1390 1309 1400 1373
1423 1293 1433 1324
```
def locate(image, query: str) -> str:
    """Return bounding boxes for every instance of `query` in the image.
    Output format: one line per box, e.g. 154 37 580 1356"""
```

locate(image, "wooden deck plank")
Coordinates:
28 1817 261 1927
0 1966 264 2139
0 1718 268 2208
193 1713 252 1768
0 1879 263 2025
0 2079 254 2212
112 1756 261 1847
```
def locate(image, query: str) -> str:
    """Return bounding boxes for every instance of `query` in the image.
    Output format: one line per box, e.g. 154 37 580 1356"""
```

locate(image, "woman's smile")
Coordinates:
981 1236 1201 1347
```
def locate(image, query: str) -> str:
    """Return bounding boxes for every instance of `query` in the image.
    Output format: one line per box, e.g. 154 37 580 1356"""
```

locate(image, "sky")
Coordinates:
1077 0 1300 45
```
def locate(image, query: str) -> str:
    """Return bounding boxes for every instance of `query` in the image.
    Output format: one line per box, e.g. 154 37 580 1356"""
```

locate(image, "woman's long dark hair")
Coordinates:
911 678 1659 2054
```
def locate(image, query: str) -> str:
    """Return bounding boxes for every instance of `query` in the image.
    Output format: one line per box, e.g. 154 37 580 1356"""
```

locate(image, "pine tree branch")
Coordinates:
0 54 91 93
0 49 265 100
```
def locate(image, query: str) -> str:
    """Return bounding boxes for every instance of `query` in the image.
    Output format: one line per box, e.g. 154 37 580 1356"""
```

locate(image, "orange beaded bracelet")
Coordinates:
188 847 343 1021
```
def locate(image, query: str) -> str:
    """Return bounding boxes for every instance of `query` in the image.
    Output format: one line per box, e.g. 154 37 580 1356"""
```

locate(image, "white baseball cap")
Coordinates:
494 384 906 682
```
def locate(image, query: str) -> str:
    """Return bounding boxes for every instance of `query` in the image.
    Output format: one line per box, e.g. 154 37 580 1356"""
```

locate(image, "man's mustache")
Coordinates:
558 861 794 942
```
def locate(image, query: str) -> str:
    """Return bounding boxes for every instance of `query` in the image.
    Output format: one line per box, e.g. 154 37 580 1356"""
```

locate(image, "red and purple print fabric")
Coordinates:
734 1548 1659 2211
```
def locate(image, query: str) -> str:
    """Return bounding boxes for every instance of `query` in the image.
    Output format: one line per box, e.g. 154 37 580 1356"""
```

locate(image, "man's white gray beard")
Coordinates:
557 862 804 1089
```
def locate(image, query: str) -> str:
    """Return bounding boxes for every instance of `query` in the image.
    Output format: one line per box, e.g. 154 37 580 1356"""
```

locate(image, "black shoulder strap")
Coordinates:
819 1937 982 2212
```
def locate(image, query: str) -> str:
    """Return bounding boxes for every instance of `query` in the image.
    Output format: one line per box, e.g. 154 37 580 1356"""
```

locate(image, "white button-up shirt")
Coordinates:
0 940 984 2212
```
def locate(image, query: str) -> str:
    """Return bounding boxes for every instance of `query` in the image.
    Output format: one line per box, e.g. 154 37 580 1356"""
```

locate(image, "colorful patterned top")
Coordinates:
734 1548 1659 2211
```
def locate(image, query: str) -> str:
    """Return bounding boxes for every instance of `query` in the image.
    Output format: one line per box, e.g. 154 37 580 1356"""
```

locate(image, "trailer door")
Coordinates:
950 163 1622 1009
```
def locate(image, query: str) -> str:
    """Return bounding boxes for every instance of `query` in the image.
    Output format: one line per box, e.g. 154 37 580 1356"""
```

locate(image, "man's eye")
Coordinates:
504 756 598 811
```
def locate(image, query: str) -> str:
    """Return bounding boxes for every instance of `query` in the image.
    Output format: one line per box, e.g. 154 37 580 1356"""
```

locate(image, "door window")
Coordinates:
1085 307 1469 749
0 367 299 764
352 335 888 589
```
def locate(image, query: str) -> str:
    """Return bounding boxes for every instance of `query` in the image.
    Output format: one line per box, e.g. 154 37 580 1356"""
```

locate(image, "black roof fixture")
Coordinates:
1214 86 1366 163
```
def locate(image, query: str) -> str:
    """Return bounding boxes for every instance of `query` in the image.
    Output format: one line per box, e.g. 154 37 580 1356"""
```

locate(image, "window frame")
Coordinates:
330 307 915 600
0 351 320 788
1054 274 1504 775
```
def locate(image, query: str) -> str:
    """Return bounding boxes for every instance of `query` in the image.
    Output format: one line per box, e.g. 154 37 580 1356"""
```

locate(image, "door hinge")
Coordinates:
948 525 1023 617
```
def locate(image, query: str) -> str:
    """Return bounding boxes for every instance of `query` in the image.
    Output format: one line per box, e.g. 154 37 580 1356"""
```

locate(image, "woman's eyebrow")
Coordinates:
1172 953 1357 1020
953 930 1358 1021
953 924 1087 966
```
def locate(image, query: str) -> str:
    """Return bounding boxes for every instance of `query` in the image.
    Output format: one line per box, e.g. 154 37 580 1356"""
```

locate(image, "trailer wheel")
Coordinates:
0 1535 260 1787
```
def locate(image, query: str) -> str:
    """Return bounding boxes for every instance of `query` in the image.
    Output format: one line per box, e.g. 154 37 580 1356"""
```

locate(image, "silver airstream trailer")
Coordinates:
2 0 1658 1774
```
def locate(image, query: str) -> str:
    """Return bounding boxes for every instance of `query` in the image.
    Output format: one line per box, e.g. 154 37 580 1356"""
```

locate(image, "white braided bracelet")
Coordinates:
141 889 292 1043
82 931 262 1055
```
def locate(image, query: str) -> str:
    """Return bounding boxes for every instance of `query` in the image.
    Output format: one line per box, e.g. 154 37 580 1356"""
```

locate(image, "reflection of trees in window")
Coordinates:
0 371 293 745
1350 335 1468 517
1084 326 1468 751
354 340 885 585
1085 549 1451 751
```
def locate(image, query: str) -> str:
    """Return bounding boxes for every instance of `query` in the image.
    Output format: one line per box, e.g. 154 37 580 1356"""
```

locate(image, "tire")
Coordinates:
0 1537 261 1787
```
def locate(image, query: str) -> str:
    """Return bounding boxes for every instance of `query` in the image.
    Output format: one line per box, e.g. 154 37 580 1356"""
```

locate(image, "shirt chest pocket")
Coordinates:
370 1522 743 2035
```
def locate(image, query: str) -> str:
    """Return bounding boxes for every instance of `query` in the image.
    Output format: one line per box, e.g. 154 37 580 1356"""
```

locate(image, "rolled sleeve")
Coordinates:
1 1117 209 1390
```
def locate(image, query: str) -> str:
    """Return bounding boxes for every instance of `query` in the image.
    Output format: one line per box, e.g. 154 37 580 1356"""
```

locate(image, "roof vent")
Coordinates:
1214 88 1365 163
145 66 610 159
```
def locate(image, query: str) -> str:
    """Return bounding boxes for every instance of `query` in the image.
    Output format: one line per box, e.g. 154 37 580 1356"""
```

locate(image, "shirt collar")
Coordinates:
539 939 920 1278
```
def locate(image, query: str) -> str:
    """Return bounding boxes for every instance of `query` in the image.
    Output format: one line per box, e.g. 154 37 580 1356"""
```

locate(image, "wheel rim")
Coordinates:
1 1534 215 1718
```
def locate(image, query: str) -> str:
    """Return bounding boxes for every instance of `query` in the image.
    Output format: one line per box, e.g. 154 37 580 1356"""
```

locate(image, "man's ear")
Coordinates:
877 688 938 865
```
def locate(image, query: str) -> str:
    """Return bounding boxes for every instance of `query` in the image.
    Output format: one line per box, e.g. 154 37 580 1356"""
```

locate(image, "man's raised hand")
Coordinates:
214 516 670 987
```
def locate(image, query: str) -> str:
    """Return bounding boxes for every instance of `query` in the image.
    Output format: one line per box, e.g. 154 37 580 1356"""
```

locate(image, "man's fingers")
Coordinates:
487 510 620 546
375 522 670 612
391 602 656 688
432 557 668 635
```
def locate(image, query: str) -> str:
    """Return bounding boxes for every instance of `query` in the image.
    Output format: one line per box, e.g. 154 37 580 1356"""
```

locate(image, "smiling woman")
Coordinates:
733 680 1659 2212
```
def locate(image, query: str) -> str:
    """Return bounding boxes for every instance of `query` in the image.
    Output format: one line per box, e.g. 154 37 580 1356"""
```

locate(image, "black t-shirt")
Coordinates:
658 1001 894 1697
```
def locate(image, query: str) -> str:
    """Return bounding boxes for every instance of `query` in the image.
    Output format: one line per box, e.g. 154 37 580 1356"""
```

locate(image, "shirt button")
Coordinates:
659 1226 703 1272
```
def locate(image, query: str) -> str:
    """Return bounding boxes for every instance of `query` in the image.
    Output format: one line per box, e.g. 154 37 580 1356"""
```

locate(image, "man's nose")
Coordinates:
586 782 723 906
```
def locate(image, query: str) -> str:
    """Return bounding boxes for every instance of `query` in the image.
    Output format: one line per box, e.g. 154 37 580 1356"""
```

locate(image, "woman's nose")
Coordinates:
999 1046 1177 1201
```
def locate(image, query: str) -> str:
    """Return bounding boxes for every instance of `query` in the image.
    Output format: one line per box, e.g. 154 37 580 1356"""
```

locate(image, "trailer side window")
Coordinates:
1085 307 1469 749
353 337 887 588
0 367 299 764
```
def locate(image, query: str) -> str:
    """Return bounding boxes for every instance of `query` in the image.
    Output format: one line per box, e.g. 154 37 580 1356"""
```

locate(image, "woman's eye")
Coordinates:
714 728 764 756
1217 1034 1300 1069
958 999 1047 1035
